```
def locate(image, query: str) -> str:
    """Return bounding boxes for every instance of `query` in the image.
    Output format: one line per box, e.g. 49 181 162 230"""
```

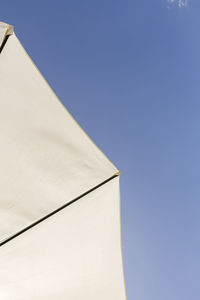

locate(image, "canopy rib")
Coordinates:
0 172 120 248
0 34 9 54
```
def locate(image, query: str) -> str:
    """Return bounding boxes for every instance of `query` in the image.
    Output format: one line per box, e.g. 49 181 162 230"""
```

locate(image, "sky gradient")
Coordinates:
1 1 200 299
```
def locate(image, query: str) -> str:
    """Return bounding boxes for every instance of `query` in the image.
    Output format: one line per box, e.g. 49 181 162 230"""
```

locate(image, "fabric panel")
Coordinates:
0 177 126 300
0 33 118 243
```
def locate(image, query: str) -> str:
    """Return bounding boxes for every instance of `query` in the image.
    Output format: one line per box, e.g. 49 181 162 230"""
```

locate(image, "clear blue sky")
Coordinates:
1 1 200 299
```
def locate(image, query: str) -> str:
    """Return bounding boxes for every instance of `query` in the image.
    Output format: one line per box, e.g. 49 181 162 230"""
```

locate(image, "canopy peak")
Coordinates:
0 22 13 49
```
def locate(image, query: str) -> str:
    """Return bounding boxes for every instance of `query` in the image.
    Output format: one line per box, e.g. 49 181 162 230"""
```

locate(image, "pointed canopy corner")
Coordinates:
0 22 13 48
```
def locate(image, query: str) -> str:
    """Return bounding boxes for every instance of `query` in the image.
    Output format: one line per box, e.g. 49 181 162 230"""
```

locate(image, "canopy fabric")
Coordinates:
0 31 118 244
0 177 126 300
0 22 126 299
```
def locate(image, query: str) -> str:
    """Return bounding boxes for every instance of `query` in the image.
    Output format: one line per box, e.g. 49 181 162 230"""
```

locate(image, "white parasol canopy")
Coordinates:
0 22 126 300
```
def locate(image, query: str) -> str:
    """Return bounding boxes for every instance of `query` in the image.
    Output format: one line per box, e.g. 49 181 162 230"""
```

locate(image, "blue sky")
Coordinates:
1 1 200 299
